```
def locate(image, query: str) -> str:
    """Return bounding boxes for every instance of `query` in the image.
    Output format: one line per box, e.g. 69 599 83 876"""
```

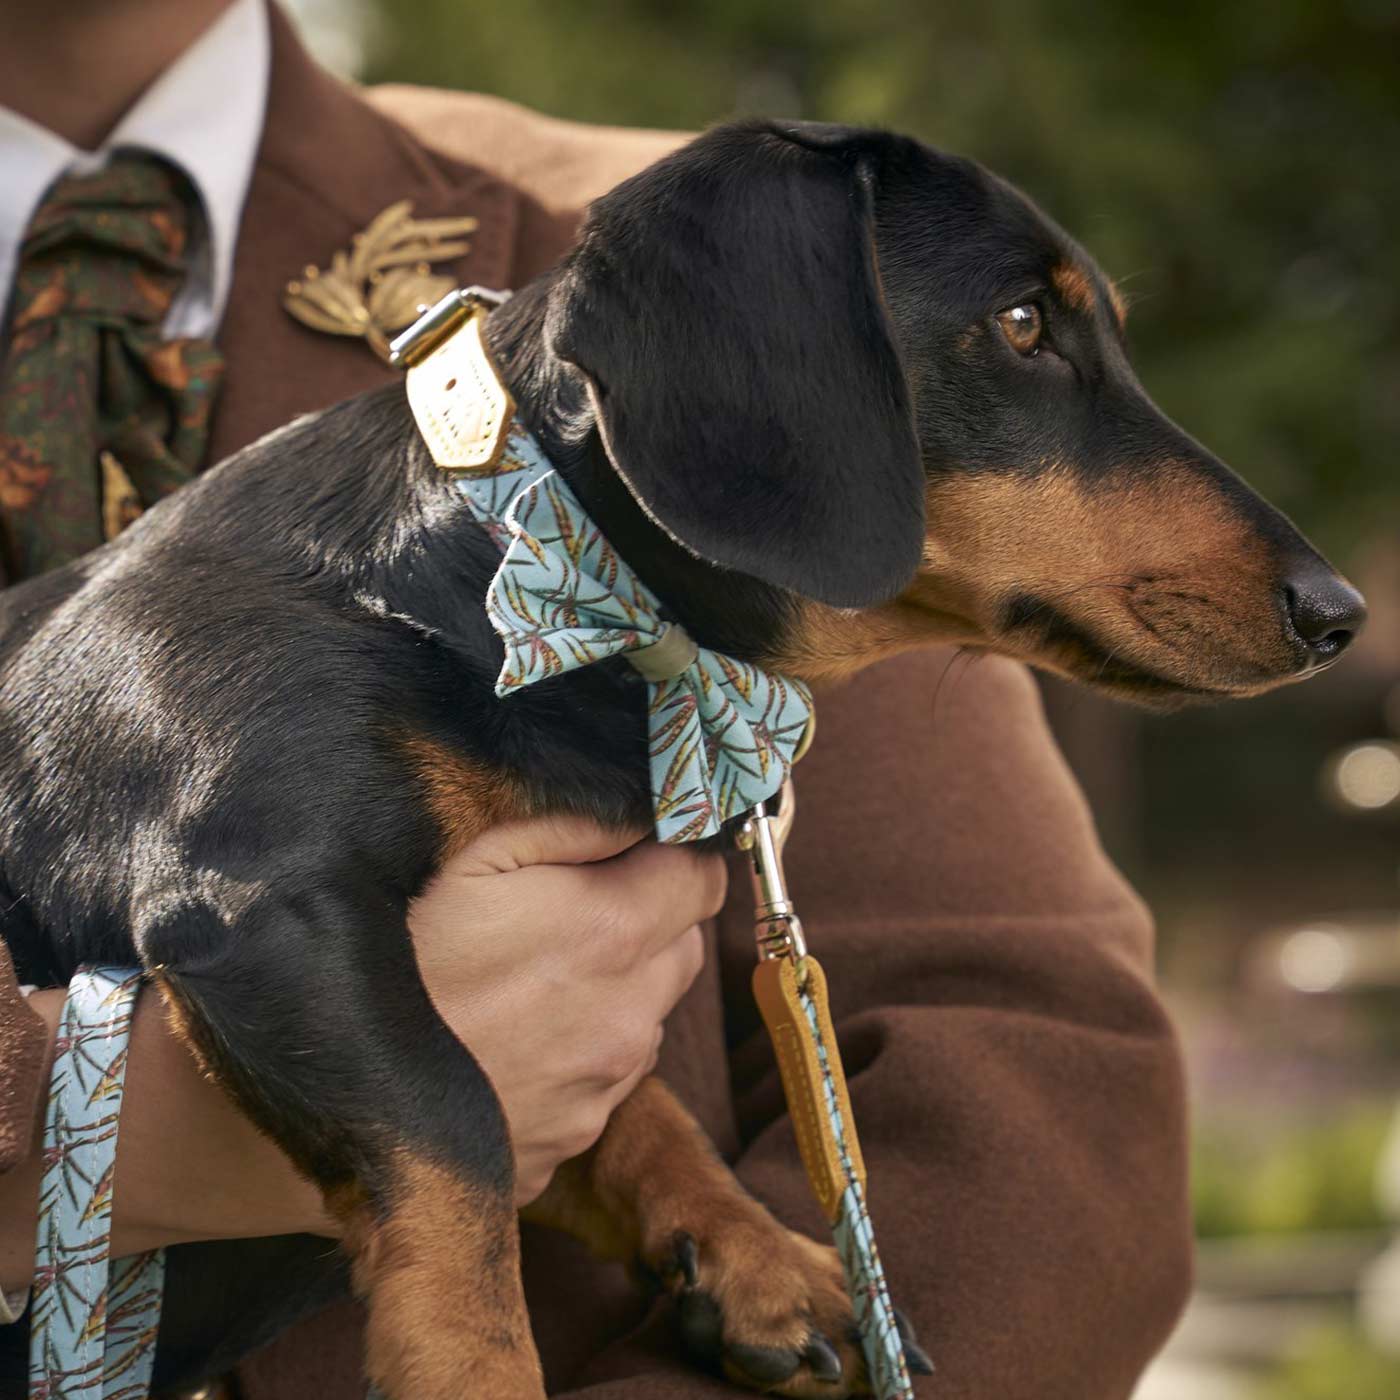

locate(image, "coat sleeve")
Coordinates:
711 647 1193 1399
363 86 688 283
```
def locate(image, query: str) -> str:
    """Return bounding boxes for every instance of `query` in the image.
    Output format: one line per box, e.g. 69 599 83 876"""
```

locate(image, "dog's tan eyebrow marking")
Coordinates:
1053 259 1129 329
1051 261 1097 314
1106 280 1129 329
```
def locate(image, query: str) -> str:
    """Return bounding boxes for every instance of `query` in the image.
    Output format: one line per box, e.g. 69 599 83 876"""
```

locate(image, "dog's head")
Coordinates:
547 120 1365 705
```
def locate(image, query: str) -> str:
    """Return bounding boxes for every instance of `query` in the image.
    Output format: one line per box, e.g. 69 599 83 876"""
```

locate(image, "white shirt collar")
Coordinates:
0 0 270 340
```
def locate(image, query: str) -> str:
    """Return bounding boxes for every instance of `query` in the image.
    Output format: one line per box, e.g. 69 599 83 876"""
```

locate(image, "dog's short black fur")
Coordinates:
0 121 1364 1396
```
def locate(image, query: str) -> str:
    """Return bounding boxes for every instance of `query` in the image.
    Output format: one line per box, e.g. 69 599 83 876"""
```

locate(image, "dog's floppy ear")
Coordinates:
550 122 924 608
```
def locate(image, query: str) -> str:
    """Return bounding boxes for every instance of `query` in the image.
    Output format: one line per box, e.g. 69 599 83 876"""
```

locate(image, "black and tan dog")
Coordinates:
0 120 1365 1398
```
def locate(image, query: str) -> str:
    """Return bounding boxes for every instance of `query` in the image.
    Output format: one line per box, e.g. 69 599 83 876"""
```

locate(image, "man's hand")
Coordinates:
410 817 725 1204
0 816 723 1290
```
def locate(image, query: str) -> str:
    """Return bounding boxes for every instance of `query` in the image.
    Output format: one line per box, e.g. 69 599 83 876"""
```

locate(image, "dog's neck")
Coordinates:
479 281 797 660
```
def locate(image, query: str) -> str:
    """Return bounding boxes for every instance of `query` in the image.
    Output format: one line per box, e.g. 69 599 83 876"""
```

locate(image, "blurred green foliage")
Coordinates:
1194 1105 1391 1238
364 0 1400 561
1256 1325 1400 1400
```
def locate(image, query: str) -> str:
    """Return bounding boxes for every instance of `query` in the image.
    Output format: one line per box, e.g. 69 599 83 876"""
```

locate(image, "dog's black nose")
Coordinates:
1283 561 1367 664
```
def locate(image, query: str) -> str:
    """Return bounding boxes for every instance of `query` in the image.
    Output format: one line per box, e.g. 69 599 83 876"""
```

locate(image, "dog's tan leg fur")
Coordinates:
524 1076 872 1398
332 1152 545 1400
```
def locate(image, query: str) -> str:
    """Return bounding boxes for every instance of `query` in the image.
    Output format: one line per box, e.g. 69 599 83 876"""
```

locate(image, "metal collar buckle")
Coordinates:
387 286 513 370
732 779 808 968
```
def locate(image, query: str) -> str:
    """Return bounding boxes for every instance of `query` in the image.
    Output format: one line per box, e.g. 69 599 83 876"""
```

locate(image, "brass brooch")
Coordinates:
282 201 479 363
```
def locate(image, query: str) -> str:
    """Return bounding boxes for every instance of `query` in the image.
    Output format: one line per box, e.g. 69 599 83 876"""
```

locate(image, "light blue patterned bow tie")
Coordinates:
454 425 814 843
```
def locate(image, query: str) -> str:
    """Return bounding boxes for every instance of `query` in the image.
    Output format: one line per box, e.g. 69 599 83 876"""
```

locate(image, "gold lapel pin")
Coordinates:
282 200 479 363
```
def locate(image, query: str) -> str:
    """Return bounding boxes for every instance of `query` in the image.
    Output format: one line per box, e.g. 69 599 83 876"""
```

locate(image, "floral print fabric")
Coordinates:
29 967 163 1400
456 424 814 843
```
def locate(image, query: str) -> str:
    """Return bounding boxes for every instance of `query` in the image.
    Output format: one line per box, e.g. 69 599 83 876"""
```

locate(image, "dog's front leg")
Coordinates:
145 877 545 1400
524 1076 925 1397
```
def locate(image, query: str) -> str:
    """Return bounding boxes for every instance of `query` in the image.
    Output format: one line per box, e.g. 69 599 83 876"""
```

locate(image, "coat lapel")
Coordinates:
207 3 519 462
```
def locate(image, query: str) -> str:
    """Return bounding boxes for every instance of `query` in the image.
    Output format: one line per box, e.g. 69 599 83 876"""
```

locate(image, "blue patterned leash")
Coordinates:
29 966 165 1400
394 292 921 1396
738 786 917 1399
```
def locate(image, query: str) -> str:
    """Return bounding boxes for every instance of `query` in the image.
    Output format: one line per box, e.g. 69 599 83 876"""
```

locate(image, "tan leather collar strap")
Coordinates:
391 288 515 474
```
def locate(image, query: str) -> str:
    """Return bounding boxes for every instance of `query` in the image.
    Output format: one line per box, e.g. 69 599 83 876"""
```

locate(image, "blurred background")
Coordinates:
288 2 1400 1394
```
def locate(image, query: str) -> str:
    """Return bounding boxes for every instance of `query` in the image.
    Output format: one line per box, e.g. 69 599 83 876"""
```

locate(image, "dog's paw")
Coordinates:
648 1222 930 1397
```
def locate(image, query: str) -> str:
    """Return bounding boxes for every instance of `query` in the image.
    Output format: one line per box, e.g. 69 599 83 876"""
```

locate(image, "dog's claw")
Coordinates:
893 1308 934 1376
672 1231 699 1289
727 1341 803 1385
907 1347 935 1377
904 1340 935 1377
803 1332 843 1382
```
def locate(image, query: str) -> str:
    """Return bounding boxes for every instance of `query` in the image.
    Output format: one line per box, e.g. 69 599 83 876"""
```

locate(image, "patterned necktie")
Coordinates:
0 153 224 585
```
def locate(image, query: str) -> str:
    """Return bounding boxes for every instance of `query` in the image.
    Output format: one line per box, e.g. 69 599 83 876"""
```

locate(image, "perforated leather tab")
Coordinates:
405 309 516 474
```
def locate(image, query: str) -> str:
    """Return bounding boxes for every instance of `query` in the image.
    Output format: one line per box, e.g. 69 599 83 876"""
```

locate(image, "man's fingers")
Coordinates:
599 927 700 1096
583 842 728 956
450 813 652 876
603 1027 665 1117
654 924 706 1014
576 928 699 1095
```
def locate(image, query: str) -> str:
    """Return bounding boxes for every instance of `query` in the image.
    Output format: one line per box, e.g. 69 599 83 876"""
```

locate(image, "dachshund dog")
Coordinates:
0 120 1366 1398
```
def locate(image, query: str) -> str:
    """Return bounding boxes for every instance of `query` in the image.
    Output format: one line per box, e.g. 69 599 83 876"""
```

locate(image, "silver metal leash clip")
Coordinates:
732 779 808 968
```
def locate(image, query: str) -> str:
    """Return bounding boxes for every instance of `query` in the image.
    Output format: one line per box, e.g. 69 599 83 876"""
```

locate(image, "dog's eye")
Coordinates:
996 303 1043 356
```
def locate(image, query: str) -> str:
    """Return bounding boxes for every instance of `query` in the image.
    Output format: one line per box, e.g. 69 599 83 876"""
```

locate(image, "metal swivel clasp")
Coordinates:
732 779 808 967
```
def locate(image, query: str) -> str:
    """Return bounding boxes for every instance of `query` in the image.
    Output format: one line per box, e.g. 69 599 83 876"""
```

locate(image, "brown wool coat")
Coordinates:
0 7 1192 1396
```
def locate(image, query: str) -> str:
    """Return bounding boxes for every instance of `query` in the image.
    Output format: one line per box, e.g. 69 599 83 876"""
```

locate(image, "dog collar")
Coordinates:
392 290 815 844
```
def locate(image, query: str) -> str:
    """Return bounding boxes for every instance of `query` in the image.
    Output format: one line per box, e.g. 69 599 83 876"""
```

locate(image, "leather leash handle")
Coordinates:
752 954 866 1223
